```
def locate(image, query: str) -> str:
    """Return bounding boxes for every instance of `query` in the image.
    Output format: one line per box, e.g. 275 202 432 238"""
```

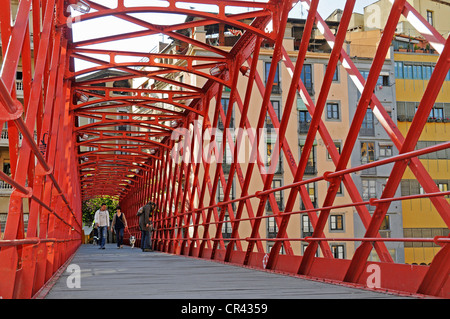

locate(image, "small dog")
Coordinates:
129 235 136 249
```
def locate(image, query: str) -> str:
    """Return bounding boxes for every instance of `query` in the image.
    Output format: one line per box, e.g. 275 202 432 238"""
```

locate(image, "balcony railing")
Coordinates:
1 129 37 147
0 180 13 195
361 166 377 176
16 80 23 92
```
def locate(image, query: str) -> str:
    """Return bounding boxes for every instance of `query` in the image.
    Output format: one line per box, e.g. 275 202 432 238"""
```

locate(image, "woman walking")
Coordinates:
111 206 128 248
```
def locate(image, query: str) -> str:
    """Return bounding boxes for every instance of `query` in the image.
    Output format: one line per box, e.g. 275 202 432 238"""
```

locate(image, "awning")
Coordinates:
297 97 308 111
299 138 317 146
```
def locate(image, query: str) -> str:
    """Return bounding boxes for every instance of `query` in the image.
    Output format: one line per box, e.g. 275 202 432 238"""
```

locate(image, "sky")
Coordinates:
71 0 380 72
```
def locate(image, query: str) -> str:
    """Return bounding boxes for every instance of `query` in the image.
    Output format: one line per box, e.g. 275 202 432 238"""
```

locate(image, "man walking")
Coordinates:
94 203 110 249
137 201 155 252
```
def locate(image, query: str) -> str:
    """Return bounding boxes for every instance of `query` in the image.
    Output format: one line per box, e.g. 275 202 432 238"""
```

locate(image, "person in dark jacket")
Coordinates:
111 206 128 248
137 202 155 252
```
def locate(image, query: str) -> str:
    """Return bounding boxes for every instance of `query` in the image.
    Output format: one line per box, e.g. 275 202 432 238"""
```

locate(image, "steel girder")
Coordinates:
0 0 449 299
0 0 82 298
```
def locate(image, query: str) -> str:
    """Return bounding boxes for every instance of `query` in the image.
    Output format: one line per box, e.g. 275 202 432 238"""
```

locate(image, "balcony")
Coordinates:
1 129 37 147
361 166 377 176
16 80 23 97
299 122 310 134
0 130 9 147
304 163 317 175
0 180 13 195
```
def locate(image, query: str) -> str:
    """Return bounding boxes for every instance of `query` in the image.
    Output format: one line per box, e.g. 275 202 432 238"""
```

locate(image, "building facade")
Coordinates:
147 15 409 261
339 0 450 265
395 51 450 264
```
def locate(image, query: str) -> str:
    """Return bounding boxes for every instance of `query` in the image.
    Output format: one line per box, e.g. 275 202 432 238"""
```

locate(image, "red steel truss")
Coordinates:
0 0 449 299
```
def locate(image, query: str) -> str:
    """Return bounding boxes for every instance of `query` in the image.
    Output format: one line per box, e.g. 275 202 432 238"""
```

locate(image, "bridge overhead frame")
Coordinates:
0 0 449 299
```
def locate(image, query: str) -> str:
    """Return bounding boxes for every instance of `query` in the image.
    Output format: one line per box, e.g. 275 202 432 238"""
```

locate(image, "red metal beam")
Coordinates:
1 0 449 300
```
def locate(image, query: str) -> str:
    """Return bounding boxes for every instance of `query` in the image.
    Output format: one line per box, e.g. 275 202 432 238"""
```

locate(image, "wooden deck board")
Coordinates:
43 244 408 299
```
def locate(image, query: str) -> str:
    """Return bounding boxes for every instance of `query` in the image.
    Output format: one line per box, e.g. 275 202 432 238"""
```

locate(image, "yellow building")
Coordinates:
337 0 450 266
395 51 450 265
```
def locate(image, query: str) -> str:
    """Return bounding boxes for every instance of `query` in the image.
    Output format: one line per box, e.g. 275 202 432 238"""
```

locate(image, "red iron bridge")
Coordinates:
0 0 449 299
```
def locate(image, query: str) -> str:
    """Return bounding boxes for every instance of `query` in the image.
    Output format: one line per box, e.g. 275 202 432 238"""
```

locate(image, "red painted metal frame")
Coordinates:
0 0 449 299
0 0 82 298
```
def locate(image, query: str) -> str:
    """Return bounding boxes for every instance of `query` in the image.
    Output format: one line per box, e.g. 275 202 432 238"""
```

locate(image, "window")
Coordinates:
395 62 404 79
330 215 344 231
265 62 281 94
361 142 375 163
333 66 339 81
331 245 345 259
266 142 281 173
300 64 313 95
300 145 316 175
16 71 23 92
377 75 390 86
327 141 341 160
401 179 421 196
118 111 128 131
222 214 233 239
423 65 432 80
267 214 278 238
427 10 433 26
404 228 450 248
268 243 285 254
302 243 319 257
267 179 283 212
216 134 233 171
326 64 339 81
361 71 389 86
273 179 283 211
438 182 448 192
413 65 422 80
362 179 377 202
429 107 444 120
326 103 340 120
301 214 313 237
3 161 11 175
266 100 281 130
218 98 233 130
328 181 343 196
217 178 235 210
379 145 393 157
299 110 311 133
301 183 317 210
336 182 343 195
217 181 225 203
380 215 390 231
404 64 413 79
1 161 11 190
360 109 374 136
361 142 376 175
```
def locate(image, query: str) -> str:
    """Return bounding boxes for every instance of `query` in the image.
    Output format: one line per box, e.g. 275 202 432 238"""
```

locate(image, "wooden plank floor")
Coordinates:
43 244 408 299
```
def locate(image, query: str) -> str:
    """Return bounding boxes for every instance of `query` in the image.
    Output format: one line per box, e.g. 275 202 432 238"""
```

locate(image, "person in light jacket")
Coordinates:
111 206 128 249
94 203 110 249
